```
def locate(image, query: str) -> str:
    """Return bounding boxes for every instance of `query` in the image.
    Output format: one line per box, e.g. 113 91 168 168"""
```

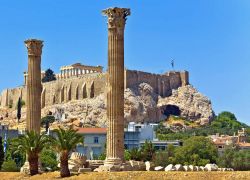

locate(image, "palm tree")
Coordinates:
11 131 52 175
53 127 83 178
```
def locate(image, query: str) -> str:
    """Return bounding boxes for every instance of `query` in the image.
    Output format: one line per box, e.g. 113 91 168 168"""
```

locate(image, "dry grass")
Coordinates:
1 171 250 180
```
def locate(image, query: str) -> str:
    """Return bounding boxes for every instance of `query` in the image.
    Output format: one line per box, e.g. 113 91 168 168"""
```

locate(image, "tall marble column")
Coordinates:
103 7 130 166
25 39 43 133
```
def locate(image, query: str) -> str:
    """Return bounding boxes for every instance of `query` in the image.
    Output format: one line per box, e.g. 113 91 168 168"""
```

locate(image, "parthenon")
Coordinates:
56 63 103 79
23 63 103 85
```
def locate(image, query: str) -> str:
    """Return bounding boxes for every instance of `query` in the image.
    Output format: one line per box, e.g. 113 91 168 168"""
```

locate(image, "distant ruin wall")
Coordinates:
0 70 189 108
125 70 189 97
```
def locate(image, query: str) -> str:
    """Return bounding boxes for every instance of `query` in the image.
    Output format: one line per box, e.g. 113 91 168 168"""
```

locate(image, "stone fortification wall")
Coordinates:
0 70 189 108
125 70 189 97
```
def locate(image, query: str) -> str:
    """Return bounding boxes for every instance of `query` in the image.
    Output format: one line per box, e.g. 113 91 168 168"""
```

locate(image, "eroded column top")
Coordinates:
102 7 130 29
24 39 43 56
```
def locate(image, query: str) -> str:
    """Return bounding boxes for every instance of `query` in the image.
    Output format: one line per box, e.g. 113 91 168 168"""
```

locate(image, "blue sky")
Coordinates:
0 1 249 125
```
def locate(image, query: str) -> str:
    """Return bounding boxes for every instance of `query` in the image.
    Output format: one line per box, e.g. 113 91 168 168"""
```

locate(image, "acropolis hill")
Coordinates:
0 62 214 128
0 63 189 108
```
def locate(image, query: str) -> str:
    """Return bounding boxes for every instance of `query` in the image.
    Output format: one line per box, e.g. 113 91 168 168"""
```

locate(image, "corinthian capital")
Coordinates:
24 39 43 56
102 7 130 29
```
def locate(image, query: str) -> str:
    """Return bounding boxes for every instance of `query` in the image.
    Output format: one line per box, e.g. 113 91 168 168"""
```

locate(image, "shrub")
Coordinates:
124 150 131 161
40 149 58 171
1 160 19 172
173 136 218 166
98 153 106 160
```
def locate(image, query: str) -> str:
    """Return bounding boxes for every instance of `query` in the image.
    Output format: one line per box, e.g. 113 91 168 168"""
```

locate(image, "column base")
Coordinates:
104 157 123 166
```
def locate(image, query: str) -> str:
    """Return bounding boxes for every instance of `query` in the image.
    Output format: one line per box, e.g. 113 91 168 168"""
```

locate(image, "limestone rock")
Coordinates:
175 164 184 171
158 85 214 125
195 166 201 171
1 83 214 129
199 166 205 171
145 161 154 171
129 160 146 171
78 168 92 173
165 164 176 171
205 164 218 171
183 165 191 171
188 165 197 171
154 166 164 171
124 83 160 123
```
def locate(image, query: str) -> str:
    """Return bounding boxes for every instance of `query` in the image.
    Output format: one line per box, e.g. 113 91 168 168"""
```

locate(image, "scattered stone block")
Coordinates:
145 161 154 171
205 164 218 171
175 164 184 171
188 165 197 171
199 166 205 171
183 165 191 171
78 168 92 173
165 164 176 171
195 166 200 171
154 166 164 171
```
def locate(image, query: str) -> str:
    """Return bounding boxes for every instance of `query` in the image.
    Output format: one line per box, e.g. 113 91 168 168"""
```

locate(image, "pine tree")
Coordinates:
42 68 56 83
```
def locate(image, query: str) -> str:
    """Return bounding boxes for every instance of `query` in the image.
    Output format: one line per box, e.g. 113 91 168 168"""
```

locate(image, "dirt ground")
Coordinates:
1 171 250 180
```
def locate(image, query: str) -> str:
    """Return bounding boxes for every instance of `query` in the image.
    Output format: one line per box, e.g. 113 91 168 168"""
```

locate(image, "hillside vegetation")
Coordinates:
156 111 250 141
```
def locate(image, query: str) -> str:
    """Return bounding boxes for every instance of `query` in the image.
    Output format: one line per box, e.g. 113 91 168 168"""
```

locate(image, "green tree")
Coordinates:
153 151 169 167
40 149 58 171
42 68 56 83
140 140 155 162
217 147 235 168
174 136 218 166
11 131 52 175
53 127 84 178
218 148 250 170
152 144 175 166
130 148 142 161
0 137 4 170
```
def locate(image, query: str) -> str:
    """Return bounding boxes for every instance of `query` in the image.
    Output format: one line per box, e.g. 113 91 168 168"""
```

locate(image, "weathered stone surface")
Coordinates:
124 83 160 123
199 166 205 171
0 84 214 129
183 165 191 171
188 165 197 171
88 160 104 170
20 161 30 174
158 85 214 125
175 164 184 171
103 7 130 166
25 39 43 133
78 168 92 173
63 152 87 172
145 161 154 171
129 160 146 171
195 166 201 171
165 164 176 171
205 164 218 171
154 166 164 171
94 164 123 172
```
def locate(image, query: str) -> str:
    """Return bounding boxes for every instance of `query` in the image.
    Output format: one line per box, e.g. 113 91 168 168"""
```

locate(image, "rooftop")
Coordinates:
77 128 107 134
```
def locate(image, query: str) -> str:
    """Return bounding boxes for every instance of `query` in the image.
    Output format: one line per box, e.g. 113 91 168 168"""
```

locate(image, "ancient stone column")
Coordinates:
25 39 43 133
103 7 130 166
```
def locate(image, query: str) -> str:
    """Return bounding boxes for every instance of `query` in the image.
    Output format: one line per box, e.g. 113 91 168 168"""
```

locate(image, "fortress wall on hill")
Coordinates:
0 70 189 108
125 70 189 97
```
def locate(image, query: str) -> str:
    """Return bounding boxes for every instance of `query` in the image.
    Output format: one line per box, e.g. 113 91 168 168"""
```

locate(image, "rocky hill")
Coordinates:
0 83 214 129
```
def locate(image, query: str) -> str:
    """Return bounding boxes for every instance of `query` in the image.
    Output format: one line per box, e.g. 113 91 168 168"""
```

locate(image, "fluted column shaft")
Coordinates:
103 7 130 166
25 39 43 133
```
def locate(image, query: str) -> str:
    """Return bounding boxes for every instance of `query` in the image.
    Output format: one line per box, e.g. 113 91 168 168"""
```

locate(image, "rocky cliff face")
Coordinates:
158 85 214 125
0 83 214 129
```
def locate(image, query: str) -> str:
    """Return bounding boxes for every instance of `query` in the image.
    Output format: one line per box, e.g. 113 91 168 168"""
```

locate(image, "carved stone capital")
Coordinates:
24 39 43 56
102 7 130 29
